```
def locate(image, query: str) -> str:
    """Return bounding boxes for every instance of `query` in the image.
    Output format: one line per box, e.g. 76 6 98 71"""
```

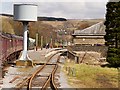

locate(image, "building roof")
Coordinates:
73 22 106 36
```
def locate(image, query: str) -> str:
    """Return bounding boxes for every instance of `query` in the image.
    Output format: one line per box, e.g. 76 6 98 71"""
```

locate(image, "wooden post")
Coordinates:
0 67 2 79
46 37 47 45
41 36 43 50
72 68 76 77
36 33 39 51
50 38 53 48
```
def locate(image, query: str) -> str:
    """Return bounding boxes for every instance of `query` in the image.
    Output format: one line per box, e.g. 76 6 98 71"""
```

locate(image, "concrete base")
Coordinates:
16 60 34 67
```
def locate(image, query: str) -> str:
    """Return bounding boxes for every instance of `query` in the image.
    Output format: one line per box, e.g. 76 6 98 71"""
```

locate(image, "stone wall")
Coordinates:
73 38 105 45
68 45 108 57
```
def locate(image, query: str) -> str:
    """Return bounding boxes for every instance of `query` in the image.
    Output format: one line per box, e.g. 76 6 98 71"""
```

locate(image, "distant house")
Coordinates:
72 22 106 46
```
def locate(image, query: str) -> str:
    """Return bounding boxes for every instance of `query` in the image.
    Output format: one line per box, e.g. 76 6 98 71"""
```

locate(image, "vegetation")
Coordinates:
1 14 67 21
1 17 14 34
64 61 118 88
77 21 90 30
37 17 67 21
1 16 57 47
29 21 56 47
104 2 120 67
1 14 104 47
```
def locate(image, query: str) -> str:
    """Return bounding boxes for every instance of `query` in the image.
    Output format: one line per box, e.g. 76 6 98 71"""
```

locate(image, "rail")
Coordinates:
41 64 58 90
16 50 61 90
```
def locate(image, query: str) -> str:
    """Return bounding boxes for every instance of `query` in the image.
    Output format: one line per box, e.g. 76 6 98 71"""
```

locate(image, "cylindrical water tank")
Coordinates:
14 4 37 21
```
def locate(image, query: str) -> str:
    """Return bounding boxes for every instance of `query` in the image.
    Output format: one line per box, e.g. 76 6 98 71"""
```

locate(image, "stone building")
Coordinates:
72 22 106 46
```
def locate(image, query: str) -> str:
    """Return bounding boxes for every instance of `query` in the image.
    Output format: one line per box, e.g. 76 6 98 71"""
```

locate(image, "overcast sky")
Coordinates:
1 0 108 19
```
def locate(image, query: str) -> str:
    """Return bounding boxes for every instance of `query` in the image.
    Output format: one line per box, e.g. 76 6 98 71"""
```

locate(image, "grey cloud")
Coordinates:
1 1 108 19
37 2 107 19
84 2 106 19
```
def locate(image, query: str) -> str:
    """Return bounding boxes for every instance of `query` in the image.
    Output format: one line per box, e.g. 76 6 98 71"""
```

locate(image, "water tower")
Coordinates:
14 4 37 66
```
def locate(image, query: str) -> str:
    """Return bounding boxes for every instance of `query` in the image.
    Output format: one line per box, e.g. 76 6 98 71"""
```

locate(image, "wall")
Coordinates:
68 45 108 57
73 38 105 45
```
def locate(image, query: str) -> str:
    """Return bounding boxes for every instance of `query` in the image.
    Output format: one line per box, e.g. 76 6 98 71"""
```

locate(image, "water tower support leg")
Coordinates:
16 22 33 67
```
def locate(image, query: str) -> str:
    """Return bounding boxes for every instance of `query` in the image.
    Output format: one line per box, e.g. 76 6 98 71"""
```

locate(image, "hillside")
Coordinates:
1 14 104 46
43 19 104 30
1 14 67 21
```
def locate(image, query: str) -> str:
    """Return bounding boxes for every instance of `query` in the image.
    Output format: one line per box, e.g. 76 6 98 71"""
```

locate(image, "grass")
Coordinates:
63 61 118 88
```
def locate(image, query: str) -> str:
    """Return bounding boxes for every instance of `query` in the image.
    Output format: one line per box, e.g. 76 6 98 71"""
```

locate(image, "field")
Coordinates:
63 61 119 88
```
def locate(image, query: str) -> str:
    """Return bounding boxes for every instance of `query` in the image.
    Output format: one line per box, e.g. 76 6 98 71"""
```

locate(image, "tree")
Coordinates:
29 21 56 47
104 1 120 67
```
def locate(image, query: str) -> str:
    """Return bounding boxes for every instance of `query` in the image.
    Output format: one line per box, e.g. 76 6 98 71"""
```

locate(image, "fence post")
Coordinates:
72 68 76 77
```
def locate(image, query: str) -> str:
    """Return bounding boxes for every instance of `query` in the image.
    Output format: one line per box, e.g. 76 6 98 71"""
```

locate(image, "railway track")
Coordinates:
15 51 61 90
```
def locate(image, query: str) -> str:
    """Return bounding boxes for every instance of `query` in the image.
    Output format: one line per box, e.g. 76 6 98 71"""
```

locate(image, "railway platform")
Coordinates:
1 48 71 89
1 48 54 88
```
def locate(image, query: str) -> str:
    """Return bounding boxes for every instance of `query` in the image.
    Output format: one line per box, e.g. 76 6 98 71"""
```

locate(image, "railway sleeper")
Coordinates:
35 63 56 65
35 75 49 77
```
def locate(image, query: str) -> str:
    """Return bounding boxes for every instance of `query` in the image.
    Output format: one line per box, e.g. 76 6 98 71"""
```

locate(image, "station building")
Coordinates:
72 22 106 46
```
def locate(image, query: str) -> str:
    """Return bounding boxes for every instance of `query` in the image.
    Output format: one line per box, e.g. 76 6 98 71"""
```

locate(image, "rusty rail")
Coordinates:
16 52 58 89
50 64 58 90
41 64 58 90
15 49 63 90
28 54 60 90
